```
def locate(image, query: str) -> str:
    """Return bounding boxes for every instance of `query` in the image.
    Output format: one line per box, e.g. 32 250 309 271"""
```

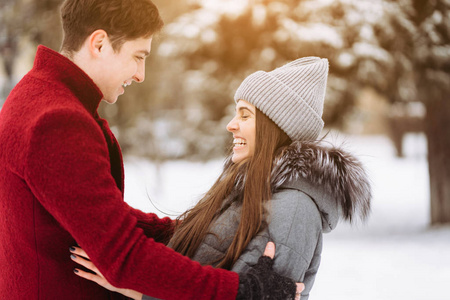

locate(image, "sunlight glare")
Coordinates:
199 0 249 18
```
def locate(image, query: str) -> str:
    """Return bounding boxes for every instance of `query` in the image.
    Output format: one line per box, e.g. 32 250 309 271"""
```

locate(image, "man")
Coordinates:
0 0 302 299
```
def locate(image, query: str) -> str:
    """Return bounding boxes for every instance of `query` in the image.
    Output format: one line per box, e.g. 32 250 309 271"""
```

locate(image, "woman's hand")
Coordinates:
70 246 143 300
263 242 304 300
236 242 304 300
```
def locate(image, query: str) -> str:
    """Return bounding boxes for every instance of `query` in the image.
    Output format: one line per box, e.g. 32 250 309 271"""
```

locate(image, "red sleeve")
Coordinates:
127 205 175 245
24 109 239 300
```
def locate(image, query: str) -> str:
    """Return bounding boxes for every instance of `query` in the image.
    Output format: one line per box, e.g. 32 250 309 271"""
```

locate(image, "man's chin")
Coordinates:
102 97 119 104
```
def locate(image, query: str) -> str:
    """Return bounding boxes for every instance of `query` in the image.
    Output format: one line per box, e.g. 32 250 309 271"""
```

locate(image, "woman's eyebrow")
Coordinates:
237 107 255 115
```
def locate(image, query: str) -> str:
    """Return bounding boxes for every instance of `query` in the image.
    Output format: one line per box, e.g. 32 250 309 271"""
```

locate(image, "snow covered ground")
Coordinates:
123 133 449 300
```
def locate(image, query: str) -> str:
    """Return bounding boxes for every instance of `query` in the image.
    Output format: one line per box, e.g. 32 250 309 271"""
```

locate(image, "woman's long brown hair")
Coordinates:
170 107 292 269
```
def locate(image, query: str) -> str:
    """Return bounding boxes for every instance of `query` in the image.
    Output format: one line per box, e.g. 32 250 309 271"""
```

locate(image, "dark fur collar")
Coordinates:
271 141 371 224
225 140 371 229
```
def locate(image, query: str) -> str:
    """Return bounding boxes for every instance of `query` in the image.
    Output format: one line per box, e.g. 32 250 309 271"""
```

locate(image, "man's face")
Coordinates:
95 36 153 104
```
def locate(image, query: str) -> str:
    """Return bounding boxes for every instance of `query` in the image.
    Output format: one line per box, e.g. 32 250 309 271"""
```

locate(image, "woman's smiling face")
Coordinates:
226 99 256 163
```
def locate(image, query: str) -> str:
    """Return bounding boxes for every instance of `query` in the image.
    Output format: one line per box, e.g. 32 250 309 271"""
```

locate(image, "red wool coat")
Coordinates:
0 46 239 300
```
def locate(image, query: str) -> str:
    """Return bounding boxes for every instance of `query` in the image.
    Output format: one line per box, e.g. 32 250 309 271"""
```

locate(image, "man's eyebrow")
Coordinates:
137 50 150 57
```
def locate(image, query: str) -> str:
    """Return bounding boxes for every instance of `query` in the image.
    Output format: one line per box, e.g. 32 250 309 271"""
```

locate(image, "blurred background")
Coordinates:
1 0 449 299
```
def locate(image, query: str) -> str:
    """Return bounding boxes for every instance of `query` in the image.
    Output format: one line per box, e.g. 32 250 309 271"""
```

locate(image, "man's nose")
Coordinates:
134 63 145 83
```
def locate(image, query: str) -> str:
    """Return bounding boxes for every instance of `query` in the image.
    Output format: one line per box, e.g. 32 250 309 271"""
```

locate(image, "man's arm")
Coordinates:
25 109 239 299
127 206 175 244
69 242 303 300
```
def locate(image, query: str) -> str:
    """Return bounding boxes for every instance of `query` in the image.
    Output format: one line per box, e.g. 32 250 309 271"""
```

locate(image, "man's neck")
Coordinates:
60 48 74 60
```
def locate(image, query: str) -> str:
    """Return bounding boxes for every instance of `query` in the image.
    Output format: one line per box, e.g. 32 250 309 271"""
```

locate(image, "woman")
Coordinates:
71 57 371 299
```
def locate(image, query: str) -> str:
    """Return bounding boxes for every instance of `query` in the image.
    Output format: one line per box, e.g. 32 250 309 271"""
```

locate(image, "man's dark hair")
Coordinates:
60 0 163 54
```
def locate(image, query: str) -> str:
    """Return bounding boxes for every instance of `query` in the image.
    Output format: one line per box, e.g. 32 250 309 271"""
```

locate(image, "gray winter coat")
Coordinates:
146 141 371 300
189 179 324 299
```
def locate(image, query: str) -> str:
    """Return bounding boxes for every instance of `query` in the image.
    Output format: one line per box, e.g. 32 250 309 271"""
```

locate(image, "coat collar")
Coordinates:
271 141 372 232
32 45 103 116
225 140 372 233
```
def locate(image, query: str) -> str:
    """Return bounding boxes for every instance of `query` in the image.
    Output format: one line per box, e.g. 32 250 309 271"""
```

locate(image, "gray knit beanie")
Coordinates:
234 57 329 141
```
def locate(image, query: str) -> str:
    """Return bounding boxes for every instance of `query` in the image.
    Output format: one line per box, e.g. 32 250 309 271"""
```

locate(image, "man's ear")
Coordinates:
87 29 109 57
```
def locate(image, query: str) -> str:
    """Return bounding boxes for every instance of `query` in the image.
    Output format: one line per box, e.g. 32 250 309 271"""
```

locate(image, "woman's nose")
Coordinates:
226 117 238 132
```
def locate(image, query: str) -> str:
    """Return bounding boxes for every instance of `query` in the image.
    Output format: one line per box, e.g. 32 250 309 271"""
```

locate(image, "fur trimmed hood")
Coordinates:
271 141 371 232
225 140 371 233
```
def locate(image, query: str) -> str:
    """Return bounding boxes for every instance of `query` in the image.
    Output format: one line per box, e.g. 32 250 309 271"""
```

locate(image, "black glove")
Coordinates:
236 255 296 299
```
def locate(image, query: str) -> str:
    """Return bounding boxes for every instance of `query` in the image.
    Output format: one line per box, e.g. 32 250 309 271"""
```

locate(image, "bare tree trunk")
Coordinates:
413 0 450 225
425 93 450 224
0 33 18 103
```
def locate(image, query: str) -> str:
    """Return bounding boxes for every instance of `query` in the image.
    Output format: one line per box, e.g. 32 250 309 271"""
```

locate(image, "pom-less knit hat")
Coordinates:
234 57 329 141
